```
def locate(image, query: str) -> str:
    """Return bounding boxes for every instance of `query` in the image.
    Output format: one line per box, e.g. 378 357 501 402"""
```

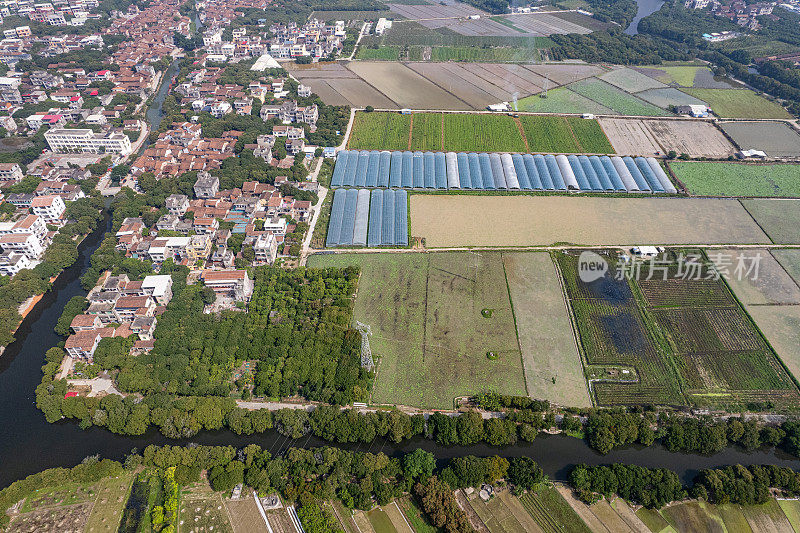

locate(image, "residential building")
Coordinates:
165 194 189 216
30 195 65 223
253 232 278 264
140 274 173 305
201 269 253 301
0 163 23 184
0 232 44 259
44 128 132 155
194 171 219 198
0 250 32 276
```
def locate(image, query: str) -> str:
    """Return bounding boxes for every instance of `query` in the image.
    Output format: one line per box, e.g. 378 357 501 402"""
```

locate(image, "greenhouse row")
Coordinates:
330 150 677 194
325 188 408 247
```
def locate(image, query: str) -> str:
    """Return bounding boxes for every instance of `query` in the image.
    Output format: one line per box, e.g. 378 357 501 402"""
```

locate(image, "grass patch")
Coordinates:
307 252 526 409
367 507 398 533
669 162 800 197
683 88 791 119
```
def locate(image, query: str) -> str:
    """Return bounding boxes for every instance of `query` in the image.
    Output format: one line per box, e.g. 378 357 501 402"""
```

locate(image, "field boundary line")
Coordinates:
407 113 414 150
737 199 777 245
514 117 530 152
565 116 584 152
500 253 529 397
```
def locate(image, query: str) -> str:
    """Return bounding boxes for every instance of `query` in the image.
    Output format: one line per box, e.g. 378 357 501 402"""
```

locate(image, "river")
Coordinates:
1 25 800 490
625 0 664 35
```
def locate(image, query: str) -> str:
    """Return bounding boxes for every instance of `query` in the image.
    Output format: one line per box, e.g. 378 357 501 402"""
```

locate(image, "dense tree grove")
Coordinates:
692 464 800 505
569 464 686 508
414 476 474 533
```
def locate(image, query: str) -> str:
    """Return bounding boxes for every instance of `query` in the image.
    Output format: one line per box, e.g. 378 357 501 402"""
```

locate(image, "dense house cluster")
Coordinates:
64 273 173 359
175 66 248 117
685 0 776 29
130 121 238 176
198 17 347 63
114 176 313 269
106 0 188 65
0 0 101 27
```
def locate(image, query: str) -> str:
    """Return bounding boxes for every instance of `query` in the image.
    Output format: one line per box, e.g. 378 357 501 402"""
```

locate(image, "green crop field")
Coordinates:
519 486 592 533
519 115 581 153
428 45 541 62
683 88 792 119
348 111 411 150
355 45 400 60
410 112 442 151
566 116 614 153
441 113 527 152
668 162 800 197
568 79 670 116
306 252 526 409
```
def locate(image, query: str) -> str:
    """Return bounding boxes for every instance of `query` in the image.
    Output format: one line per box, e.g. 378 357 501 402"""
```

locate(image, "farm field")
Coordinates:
441 113 527 152
84 472 136 533
225 498 264 533
518 484 592 533
348 111 411 151
720 121 800 158
634 87 708 109
180 484 234 533
348 61 471 110
558 250 800 408
778 499 800 532
634 64 737 89
741 199 800 243
599 67 667 93
410 196 769 248
503 252 591 407
288 60 605 110
409 112 442 151
669 162 800 197
428 45 540 62
516 88 615 115
598 118 735 158
356 45 401 60
748 306 800 393
651 498 798 533
397 497 437 533
306 252 526 409
774 250 800 285
518 115 614 153
462 488 539 533
347 111 613 153
683 88 792 119
557 251 684 406
709 249 800 305
567 79 670 116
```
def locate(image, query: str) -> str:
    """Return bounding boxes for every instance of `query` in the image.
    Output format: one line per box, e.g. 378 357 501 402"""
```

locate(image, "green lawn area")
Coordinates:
306 252 526 409
568 79 670 116
356 45 401 60
410 112 442 151
441 113 527 152
683 88 792 119
348 111 411 151
669 161 800 197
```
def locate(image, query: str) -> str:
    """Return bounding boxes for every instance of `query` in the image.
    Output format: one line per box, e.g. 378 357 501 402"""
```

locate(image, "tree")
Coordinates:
200 286 217 305
508 457 543 490
404 449 435 482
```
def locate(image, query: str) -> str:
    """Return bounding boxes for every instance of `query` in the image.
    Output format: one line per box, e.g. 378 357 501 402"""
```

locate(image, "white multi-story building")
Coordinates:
30 195 65 223
0 214 47 243
253 232 278 265
44 128 132 155
0 250 32 276
0 163 23 183
0 232 45 259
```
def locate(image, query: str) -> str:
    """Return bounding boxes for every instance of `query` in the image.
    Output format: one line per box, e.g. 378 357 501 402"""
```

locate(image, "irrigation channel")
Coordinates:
1 41 800 491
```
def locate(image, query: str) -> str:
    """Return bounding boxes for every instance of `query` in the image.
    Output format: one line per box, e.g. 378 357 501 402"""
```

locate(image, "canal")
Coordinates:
625 0 665 35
